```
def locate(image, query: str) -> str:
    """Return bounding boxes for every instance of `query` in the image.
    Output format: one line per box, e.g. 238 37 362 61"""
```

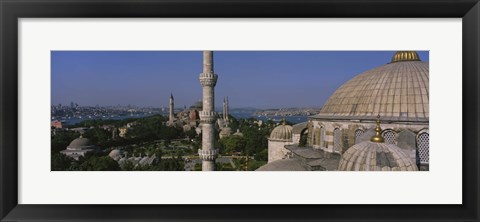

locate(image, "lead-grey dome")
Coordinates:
67 136 94 150
269 124 293 142
256 158 309 171
338 141 418 171
109 149 122 161
317 51 429 122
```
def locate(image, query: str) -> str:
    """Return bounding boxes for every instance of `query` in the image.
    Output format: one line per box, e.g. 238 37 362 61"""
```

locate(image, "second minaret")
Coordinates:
169 93 174 125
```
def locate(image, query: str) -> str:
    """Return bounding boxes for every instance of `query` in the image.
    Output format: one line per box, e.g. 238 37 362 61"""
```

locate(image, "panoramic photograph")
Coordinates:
51 50 429 171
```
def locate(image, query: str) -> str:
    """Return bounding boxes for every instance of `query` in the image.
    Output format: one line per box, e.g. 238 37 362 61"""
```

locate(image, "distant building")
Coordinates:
118 127 128 138
233 129 243 137
168 93 174 125
109 149 158 168
51 120 63 129
166 94 202 131
218 97 232 139
60 135 96 160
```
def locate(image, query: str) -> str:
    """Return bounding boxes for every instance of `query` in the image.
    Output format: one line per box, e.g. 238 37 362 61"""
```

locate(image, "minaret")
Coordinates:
169 93 174 124
225 96 229 121
223 98 226 120
198 51 218 171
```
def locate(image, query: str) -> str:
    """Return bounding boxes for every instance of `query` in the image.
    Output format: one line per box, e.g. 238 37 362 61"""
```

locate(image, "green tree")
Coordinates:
121 160 136 171
219 136 246 154
79 156 121 171
84 127 110 146
185 128 197 139
51 130 79 154
51 153 74 170
256 149 268 161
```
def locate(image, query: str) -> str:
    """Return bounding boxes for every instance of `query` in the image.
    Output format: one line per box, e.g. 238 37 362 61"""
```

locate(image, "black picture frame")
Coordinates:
1 0 479 221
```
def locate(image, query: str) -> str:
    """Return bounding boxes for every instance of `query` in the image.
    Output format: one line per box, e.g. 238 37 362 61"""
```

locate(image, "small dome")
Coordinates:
338 141 418 171
67 136 93 149
269 124 293 142
233 129 243 137
109 149 122 160
190 101 203 109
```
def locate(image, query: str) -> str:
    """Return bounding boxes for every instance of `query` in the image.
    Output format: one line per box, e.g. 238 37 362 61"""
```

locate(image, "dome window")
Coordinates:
320 127 325 148
354 129 364 144
417 133 429 164
382 130 397 145
333 128 341 152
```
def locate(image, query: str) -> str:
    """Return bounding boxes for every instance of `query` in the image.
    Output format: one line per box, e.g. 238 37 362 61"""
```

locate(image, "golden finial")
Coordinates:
282 116 286 126
370 115 385 143
390 51 421 63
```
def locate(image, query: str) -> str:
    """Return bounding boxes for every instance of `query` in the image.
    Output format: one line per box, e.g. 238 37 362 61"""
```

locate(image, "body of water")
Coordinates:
56 113 157 126
230 112 309 124
56 111 310 126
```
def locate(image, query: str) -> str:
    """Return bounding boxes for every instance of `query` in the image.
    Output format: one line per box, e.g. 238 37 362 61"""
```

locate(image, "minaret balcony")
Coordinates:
199 73 218 87
198 149 218 161
199 111 217 123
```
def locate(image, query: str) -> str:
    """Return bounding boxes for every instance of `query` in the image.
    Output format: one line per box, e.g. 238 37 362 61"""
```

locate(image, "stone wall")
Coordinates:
268 140 293 163
307 119 429 168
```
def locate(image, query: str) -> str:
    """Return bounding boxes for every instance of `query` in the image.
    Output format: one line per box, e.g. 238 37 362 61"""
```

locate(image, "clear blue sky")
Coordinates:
51 51 429 109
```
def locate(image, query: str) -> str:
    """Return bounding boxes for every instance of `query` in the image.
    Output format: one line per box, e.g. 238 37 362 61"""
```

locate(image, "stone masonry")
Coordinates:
198 51 218 171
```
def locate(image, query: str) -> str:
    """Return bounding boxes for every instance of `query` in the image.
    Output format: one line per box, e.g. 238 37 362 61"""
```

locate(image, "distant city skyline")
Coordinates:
51 51 429 109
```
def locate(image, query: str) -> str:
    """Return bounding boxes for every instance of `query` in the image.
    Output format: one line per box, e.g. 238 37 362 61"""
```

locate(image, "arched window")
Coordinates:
299 128 309 147
312 127 316 145
320 126 325 148
382 130 397 144
354 129 364 144
315 128 321 145
307 123 313 146
417 133 429 164
333 128 341 152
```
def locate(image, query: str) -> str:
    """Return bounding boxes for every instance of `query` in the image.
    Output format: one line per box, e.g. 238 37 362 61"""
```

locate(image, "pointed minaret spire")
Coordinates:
223 98 226 120
225 96 229 121
169 93 174 124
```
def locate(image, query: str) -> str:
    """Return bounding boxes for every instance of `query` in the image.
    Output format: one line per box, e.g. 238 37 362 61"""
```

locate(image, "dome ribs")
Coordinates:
316 59 429 123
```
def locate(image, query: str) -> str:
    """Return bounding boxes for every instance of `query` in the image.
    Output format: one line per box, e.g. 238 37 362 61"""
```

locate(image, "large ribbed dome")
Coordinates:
269 124 293 142
338 141 418 171
317 51 428 122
